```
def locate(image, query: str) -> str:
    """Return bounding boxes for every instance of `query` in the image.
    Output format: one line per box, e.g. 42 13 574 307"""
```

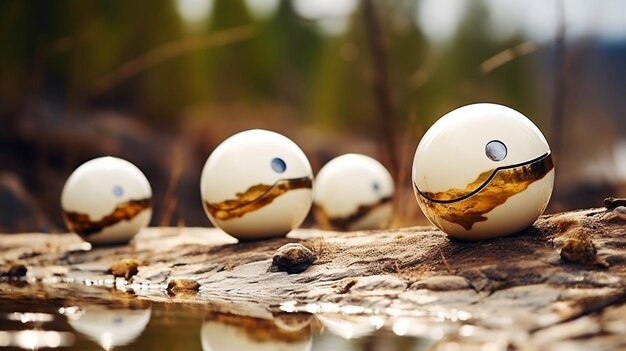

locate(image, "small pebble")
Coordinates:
560 238 596 263
167 279 200 294
108 258 140 280
272 243 316 274
1 264 27 278
560 238 608 267
614 206 626 214
604 197 626 211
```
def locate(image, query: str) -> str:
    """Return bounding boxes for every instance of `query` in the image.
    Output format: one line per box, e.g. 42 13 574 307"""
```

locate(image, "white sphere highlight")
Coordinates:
313 154 394 231
61 156 152 245
200 129 313 240
412 103 554 240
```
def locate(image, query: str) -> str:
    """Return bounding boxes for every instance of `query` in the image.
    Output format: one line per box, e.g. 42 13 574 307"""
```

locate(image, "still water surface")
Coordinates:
0 283 440 351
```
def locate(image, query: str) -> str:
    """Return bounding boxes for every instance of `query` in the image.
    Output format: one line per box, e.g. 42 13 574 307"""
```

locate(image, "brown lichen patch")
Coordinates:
418 154 553 230
205 312 310 343
313 196 392 231
64 198 151 237
204 177 312 221
167 278 200 294
107 258 140 280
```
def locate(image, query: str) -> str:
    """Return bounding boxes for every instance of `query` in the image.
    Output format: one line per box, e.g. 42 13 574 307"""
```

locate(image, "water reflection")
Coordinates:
0 282 530 350
0 329 75 349
314 314 439 351
0 309 76 349
201 311 313 351
317 315 378 339
67 305 151 350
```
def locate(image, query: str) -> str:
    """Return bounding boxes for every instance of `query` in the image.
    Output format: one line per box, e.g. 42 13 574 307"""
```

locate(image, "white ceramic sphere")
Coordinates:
200 129 313 240
313 154 394 231
412 103 554 240
68 306 151 348
61 156 152 245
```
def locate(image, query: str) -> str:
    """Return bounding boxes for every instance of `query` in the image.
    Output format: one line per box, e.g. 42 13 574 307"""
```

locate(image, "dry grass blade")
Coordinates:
159 144 184 227
89 24 257 95
480 41 538 74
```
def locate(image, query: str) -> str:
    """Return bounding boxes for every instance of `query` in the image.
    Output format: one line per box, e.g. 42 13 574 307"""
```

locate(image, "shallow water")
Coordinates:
0 283 441 351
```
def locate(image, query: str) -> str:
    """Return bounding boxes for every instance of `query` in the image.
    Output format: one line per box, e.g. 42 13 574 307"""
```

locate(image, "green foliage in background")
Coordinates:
0 0 537 133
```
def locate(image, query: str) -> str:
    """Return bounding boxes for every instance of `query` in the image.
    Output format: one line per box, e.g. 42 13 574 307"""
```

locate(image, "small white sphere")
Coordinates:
412 103 554 240
200 129 313 240
67 306 151 348
313 154 394 231
61 156 152 245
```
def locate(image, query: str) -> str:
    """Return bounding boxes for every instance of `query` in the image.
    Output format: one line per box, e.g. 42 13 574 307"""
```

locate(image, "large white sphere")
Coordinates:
412 103 554 240
200 129 313 240
313 154 394 231
61 156 152 245
67 306 151 349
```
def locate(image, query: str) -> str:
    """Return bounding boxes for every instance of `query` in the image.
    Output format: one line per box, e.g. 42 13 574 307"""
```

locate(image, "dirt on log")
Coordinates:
1 204 626 350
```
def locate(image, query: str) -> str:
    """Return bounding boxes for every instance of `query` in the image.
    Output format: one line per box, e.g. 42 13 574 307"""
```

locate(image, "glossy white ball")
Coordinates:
200 129 313 240
412 103 554 240
61 156 152 245
313 154 394 231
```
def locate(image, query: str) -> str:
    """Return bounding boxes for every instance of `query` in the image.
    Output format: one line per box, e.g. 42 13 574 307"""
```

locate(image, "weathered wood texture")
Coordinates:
1 205 626 350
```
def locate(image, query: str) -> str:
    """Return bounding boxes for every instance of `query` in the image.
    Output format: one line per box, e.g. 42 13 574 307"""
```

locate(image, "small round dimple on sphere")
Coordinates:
485 140 507 161
271 157 287 173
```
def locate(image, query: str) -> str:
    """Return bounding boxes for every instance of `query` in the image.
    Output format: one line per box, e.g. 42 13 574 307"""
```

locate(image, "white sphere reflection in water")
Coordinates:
316 315 377 340
313 154 394 231
67 306 151 350
412 103 554 239
200 313 312 351
200 129 313 240
61 156 152 245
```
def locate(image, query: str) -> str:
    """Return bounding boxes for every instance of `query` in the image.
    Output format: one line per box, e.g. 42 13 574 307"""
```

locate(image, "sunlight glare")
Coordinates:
175 0 213 23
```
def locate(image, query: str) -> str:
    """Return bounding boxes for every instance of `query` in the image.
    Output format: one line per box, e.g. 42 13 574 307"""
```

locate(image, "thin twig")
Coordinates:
362 0 399 179
552 0 567 161
480 41 538 74
88 25 257 95
440 250 453 274
159 144 184 227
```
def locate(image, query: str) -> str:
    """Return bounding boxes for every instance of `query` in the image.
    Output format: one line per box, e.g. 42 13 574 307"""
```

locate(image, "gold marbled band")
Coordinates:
64 198 152 236
415 152 553 230
416 152 553 203
313 196 392 231
204 177 313 221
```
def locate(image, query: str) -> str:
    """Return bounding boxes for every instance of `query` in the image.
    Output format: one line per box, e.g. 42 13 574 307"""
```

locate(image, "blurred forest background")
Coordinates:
1 0 625 233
